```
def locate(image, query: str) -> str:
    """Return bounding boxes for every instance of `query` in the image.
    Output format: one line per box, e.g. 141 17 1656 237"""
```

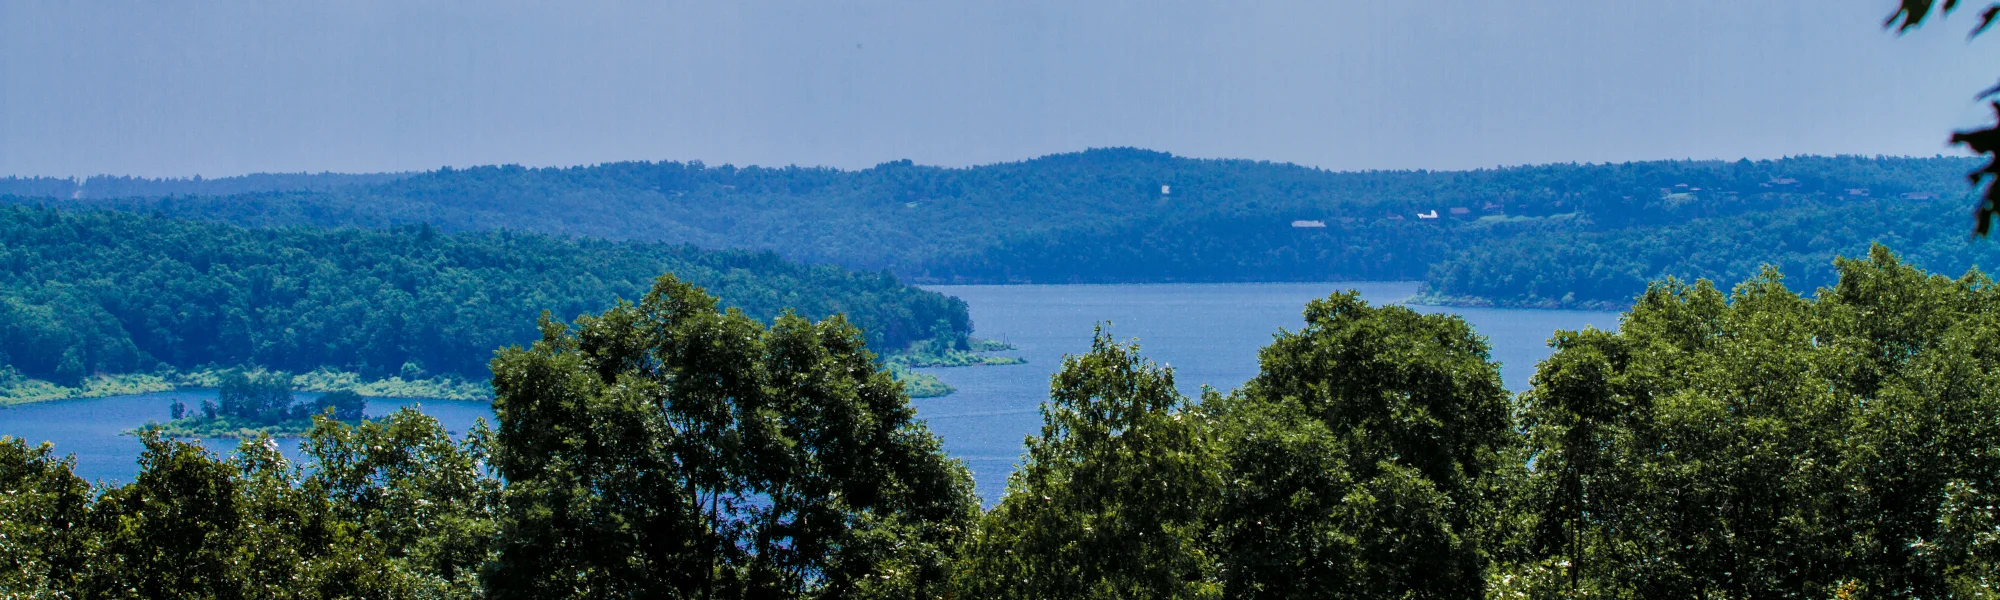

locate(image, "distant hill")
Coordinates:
0 204 967 389
1416 196 2000 309
0 171 412 199
6 149 1984 298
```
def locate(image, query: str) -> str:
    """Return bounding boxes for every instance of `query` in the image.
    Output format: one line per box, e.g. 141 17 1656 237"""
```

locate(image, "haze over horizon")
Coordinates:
5 0 1997 178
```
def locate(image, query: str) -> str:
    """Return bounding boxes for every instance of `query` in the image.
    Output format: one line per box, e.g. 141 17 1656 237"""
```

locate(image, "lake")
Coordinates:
0 390 498 483
908 282 1620 503
0 282 1620 503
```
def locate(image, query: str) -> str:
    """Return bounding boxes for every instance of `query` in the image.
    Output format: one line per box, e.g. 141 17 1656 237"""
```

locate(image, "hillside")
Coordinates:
1416 196 2000 309
0 172 411 199
0 204 968 398
9 149 1983 292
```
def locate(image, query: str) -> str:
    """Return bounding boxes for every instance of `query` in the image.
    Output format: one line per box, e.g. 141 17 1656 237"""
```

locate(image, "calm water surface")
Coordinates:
910 282 1620 503
0 390 496 484
0 282 1619 503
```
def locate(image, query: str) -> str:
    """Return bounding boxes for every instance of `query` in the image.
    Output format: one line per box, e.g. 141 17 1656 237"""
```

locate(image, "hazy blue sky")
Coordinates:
4 0 1997 177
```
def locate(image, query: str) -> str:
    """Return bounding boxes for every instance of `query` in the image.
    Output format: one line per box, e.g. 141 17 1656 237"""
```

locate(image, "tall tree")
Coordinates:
0 437 94 595
1209 292 1517 599
954 328 1223 599
303 408 499 598
1502 247 2000 597
485 274 977 599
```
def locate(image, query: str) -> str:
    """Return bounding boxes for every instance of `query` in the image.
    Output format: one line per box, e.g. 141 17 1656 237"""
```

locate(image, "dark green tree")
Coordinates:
485 274 977 599
1502 247 2000 597
954 328 1223 599
1209 292 1517 599
217 370 296 424
83 432 249 598
0 437 94 595
82 432 417 598
304 389 368 421
303 408 499 598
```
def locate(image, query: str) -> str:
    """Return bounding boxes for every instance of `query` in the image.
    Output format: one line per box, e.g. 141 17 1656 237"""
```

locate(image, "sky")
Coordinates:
3 0 1998 178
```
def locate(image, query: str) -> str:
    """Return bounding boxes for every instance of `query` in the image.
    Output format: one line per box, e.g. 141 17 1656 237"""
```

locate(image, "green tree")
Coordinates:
0 437 94 596
485 274 976 599
1209 292 1516 599
303 408 499 598
84 432 249 598
1501 247 2000 597
82 432 417 598
954 328 1223 599
218 369 296 424
305 389 368 421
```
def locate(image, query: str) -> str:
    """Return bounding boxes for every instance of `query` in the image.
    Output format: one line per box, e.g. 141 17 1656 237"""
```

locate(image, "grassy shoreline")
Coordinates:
1403 291 1630 312
884 337 1026 398
0 367 493 407
131 415 357 439
0 337 1023 406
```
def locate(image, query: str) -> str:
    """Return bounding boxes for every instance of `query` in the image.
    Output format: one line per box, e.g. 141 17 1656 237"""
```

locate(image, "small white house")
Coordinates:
1417 210 1439 219
1291 220 1327 228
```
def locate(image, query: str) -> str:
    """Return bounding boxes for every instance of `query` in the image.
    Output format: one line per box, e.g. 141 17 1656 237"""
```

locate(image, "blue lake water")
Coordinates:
0 282 1620 504
908 282 1620 503
0 390 498 483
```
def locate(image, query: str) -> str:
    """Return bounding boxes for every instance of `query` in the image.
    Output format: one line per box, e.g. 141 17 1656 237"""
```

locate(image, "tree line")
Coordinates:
0 204 968 386
6 248 1998 597
8 151 1974 287
1419 195 2000 309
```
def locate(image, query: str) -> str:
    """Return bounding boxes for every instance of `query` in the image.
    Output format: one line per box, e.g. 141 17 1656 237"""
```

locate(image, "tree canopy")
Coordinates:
0 204 968 386
486 274 979 598
5 246 2000 597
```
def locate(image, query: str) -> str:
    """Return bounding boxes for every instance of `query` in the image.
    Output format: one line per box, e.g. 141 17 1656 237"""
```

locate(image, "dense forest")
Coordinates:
1419 195 2000 308
9 150 1977 288
5 248 1996 597
0 204 967 392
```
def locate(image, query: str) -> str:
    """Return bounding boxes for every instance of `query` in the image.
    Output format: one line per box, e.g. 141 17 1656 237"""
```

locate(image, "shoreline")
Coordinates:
1402 292 1630 313
0 368 493 408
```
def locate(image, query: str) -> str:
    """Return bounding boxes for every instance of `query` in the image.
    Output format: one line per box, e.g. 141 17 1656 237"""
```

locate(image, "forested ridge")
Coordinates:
0 172 412 199
0 203 967 394
6 248 1998 597
10 150 1976 290
1419 195 2000 309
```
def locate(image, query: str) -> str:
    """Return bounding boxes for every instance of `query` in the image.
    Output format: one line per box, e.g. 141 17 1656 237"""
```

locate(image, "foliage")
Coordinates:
218 369 300 424
141 415 323 440
142 370 374 439
888 365 954 399
1885 0 2000 235
313 390 367 421
0 438 93 595
15 152 1975 286
302 409 499 597
484 274 979 599
954 328 1223 599
1207 292 1517 599
1419 196 2000 309
10 245 2000 597
967 337 1016 352
3 409 498 598
0 204 968 385
1497 246 2000 597
0 366 493 407
885 336 1027 369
